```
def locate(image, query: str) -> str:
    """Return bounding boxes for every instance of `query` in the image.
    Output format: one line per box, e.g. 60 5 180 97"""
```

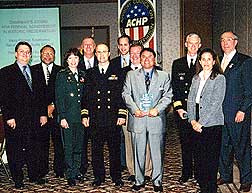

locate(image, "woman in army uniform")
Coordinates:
55 48 85 186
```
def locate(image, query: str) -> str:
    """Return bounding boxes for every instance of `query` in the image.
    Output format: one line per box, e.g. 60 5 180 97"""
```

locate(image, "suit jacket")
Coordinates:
221 52 252 123
78 55 98 71
122 68 173 134
0 62 47 138
187 74 226 127
81 63 127 131
171 56 197 110
55 68 85 124
111 55 131 70
31 63 62 107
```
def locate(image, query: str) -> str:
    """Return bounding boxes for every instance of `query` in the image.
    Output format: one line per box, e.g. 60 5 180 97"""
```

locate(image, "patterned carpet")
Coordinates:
0 112 224 193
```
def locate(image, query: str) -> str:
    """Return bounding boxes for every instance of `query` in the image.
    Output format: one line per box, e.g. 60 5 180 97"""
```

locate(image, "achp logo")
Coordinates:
119 0 155 46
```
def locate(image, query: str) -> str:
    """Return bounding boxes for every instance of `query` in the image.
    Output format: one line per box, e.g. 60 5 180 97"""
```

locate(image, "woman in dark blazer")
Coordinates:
55 48 85 186
187 48 226 193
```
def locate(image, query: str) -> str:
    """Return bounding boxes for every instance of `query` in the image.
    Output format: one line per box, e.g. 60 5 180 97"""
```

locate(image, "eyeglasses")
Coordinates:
96 51 109 54
18 50 31 55
220 38 237 43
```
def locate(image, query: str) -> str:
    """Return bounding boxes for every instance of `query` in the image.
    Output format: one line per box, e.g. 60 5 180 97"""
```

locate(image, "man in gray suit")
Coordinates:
122 48 172 192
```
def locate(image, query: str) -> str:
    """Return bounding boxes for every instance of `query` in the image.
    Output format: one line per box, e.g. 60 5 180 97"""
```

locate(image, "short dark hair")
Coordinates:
40 44 55 54
140 47 156 58
15 41 32 53
196 48 222 79
63 48 81 68
117 34 131 45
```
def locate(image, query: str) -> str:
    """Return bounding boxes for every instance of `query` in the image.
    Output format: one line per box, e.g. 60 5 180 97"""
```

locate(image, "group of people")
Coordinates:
0 35 172 192
172 31 252 193
0 30 251 193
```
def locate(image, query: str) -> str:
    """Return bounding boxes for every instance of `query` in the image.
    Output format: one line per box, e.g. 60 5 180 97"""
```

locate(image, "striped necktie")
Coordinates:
23 66 32 91
46 66 50 85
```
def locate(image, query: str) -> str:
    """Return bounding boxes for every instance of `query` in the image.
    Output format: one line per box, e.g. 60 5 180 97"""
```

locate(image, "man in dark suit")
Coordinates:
111 34 131 170
171 33 201 183
78 36 98 176
0 41 47 189
31 45 64 179
78 36 98 71
217 31 252 192
81 43 127 187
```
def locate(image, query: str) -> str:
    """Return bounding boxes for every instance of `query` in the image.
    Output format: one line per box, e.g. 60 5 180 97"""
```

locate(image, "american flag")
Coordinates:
119 0 156 50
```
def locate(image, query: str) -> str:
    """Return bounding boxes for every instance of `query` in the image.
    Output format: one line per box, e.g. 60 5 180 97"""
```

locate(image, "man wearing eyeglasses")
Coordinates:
0 41 47 189
81 43 127 187
32 45 64 181
217 31 252 192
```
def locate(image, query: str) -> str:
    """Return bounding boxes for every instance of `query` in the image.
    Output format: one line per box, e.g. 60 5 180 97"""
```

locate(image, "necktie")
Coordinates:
123 58 127 67
87 60 92 69
23 66 32 91
190 58 194 68
221 56 229 72
101 68 105 75
135 66 138 70
145 72 150 92
46 66 50 85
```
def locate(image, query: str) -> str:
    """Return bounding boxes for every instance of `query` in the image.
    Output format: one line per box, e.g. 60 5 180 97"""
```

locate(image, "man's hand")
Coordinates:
7 119 16 129
176 109 187 119
117 118 126 125
148 108 159 117
191 120 202 133
48 104 55 118
40 116 47 126
134 109 145 118
82 117 89 127
60 119 69 129
235 111 245 123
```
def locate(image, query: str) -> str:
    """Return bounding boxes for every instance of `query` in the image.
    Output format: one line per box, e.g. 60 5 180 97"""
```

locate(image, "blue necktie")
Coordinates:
23 66 32 91
145 72 150 92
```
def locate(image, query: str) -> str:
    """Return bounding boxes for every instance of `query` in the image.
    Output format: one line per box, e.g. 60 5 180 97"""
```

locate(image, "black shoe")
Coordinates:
240 183 251 192
67 179 76 186
128 175 135 182
132 184 145 191
153 185 163 192
178 175 190 183
75 174 84 181
144 176 151 182
55 173 64 178
114 179 124 187
92 178 104 186
121 165 127 171
15 182 24 189
36 177 47 185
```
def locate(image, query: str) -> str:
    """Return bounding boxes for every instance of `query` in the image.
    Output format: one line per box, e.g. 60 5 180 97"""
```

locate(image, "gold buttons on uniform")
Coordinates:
185 91 188 94
97 99 100 101
78 100 80 103
78 94 80 97
97 91 100 94
107 106 111 109
107 98 110 101
70 93 74 97
107 90 110 94
97 106 101 109
78 89 80 91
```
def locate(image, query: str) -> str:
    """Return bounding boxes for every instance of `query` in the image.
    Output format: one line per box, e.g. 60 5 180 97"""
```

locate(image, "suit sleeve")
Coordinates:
239 58 252 112
154 72 173 113
171 60 183 110
117 72 127 119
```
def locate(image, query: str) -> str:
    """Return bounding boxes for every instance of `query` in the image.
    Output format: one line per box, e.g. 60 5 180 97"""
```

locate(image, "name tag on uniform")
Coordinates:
140 93 153 113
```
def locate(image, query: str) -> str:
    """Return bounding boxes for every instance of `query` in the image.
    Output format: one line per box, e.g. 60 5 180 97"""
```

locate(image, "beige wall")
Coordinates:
60 1 180 72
